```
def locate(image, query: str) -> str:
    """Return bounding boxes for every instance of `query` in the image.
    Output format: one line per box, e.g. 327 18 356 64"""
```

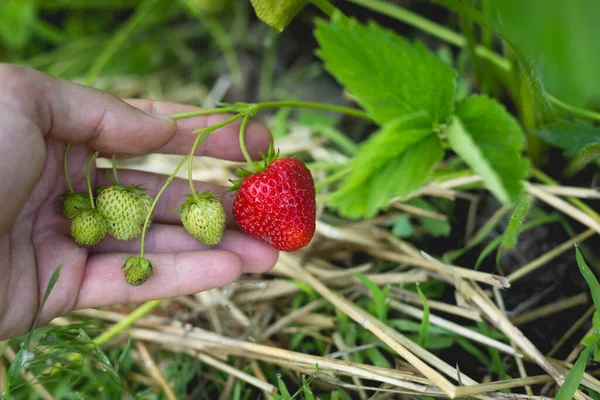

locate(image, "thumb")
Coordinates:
5 65 177 155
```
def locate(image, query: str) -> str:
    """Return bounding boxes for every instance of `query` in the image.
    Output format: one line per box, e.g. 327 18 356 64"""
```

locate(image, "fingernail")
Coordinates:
150 112 174 122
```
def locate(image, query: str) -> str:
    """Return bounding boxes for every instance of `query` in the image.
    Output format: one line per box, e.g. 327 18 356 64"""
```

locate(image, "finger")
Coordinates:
96 169 237 225
123 99 272 161
90 224 278 274
0 64 177 155
74 250 243 310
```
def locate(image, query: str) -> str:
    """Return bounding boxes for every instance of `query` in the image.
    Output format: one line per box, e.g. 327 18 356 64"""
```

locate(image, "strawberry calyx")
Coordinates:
122 256 153 286
228 143 280 192
98 183 148 195
173 191 220 211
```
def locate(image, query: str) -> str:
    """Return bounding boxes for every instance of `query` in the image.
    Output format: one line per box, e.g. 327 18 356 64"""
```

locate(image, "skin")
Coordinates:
0 64 279 340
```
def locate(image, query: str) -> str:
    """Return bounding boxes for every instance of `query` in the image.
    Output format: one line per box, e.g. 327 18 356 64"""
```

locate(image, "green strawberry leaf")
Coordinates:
448 95 529 204
314 14 456 126
533 120 600 157
328 113 443 219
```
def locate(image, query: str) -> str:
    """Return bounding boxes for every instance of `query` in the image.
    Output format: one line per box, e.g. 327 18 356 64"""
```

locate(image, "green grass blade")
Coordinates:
115 334 132 373
353 273 388 321
556 343 594 400
445 205 510 262
301 374 316 400
576 245 600 309
277 376 292 399
84 0 162 86
416 285 430 347
5 265 61 396
500 196 531 251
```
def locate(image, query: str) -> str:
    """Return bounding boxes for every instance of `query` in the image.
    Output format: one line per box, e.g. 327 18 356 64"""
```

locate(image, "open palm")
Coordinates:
0 65 278 340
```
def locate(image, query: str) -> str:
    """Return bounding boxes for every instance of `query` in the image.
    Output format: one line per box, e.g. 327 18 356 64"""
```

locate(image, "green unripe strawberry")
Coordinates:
250 0 307 31
62 191 91 220
122 256 153 286
136 190 153 219
179 192 226 246
96 184 149 241
70 209 107 247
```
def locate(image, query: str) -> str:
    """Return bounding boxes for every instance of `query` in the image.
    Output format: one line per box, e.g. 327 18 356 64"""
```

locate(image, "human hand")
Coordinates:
0 64 278 340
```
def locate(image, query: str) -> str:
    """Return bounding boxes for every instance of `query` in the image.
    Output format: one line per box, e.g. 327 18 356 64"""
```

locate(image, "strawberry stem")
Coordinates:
309 0 338 17
170 106 236 120
63 143 74 193
187 131 211 195
86 151 99 209
139 115 239 257
192 113 243 134
238 115 255 168
111 154 121 186
139 153 191 258
253 100 371 120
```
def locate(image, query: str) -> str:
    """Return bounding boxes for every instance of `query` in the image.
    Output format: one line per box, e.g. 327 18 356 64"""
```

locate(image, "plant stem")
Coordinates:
139 154 191 258
547 94 600 122
238 115 254 167
86 152 99 209
193 114 243 134
187 132 210 195
255 100 371 120
315 166 352 191
63 143 74 193
111 154 120 185
345 0 509 73
309 0 338 17
169 107 236 120
180 0 241 84
93 300 163 347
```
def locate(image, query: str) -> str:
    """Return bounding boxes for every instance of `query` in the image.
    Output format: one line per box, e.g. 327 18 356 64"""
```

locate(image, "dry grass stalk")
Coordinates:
139 325 555 399
134 341 178 400
493 287 534 396
276 254 459 397
453 375 553 397
534 184 600 199
420 253 585 400
507 229 596 283
388 287 482 321
249 361 275 400
194 351 277 393
197 290 224 334
510 293 589 326
131 326 438 393
387 300 519 356
258 299 327 341
526 182 600 234
371 249 510 288
291 313 336 329
547 306 595 357
392 202 449 220
332 332 368 400
316 220 381 247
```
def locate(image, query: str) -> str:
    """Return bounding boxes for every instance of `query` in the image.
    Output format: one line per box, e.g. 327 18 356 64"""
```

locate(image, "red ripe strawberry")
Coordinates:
232 146 316 252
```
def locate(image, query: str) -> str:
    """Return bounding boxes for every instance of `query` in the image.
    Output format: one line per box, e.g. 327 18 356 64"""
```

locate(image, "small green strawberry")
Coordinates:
179 191 226 246
250 0 307 31
122 256 153 286
70 209 107 246
61 191 91 219
96 184 150 241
